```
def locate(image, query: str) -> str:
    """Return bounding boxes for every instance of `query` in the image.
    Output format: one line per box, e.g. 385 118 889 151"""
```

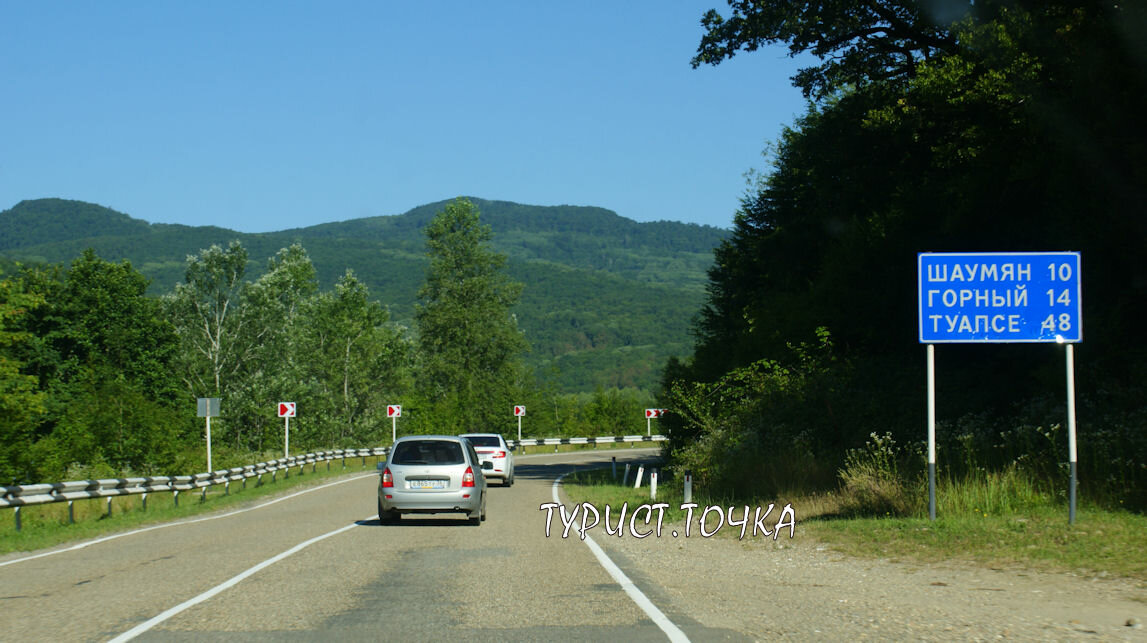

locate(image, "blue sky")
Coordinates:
1 3 812 232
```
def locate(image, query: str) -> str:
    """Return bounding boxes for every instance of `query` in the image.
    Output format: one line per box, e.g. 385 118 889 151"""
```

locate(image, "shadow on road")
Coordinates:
356 516 478 528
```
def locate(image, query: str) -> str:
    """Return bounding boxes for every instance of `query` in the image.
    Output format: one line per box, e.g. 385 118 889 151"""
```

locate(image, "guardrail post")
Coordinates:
200 487 207 503
622 463 631 486
225 481 230 496
684 470 692 504
106 497 113 518
68 500 75 524
272 470 277 483
362 454 366 468
612 457 617 479
14 507 20 532
142 493 148 512
174 490 179 507
634 465 645 489
651 469 658 500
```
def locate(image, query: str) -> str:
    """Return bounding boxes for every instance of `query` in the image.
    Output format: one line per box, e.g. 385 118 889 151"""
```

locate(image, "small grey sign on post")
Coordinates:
197 398 220 417
196 398 220 472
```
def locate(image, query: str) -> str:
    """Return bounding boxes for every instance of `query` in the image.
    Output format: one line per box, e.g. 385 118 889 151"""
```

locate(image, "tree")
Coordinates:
692 0 963 99
301 270 410 446
165 241 251 396
0 272 47 483
227 244 319 452
415 198 529 432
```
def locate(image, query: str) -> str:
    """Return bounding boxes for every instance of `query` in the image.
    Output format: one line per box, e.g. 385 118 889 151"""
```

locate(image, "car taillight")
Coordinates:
494 451 506 458
382 467 393 488
462 466 475 487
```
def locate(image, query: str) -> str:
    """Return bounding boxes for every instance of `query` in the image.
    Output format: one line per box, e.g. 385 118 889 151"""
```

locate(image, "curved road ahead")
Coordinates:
1 448 735 641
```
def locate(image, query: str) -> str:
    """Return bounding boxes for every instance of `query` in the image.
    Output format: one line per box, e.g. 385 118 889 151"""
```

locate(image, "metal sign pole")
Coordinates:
518 414 522 443
927 344 936 521
1066 343 1078 524
392 416 397 443
206 416 213 473
284 415 290 458
647 416 651 436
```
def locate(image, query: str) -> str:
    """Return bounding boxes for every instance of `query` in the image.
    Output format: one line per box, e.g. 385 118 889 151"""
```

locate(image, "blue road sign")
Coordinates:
918 252 1082 343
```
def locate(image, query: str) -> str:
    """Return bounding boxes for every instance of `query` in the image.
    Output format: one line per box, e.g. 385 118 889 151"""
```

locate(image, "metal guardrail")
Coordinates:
508 434 667 448
0 448 389 510
1 435 667 529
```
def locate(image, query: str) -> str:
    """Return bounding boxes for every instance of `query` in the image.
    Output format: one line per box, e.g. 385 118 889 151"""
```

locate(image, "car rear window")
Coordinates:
464 436 501 448
391 440 465 465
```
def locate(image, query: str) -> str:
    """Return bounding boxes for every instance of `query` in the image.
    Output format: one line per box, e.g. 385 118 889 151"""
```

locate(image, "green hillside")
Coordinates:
0 197 724 392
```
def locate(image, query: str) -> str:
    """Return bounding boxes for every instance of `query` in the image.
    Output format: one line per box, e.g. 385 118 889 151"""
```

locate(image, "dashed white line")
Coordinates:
108 516 371 642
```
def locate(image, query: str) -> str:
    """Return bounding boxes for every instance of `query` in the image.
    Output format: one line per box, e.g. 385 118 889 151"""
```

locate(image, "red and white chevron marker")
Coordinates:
514 405 526 443
278 402 296 458
387 405 401 443
644 408 665 436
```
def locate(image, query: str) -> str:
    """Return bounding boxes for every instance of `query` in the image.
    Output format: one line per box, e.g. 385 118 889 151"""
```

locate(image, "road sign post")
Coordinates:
197 398 220 472
644 408 664 436
918 252 1082 522
387 405 402 442
514 405 526 443
278 402 296 457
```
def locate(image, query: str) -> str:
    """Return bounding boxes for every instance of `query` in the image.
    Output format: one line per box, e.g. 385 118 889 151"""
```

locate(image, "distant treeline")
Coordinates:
0 200 657 484
0 197 726 393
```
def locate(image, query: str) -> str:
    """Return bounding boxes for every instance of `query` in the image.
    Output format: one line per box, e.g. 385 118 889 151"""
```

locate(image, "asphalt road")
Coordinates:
0 447 735 642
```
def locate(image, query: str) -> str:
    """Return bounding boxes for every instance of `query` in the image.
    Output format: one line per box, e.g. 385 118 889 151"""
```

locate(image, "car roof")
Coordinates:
459 433 503 438
394 435 468 442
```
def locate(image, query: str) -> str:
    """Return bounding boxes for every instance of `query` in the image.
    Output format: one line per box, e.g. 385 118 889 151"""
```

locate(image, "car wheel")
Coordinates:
505 474 513 487
468 512 481 526
378 498 397 525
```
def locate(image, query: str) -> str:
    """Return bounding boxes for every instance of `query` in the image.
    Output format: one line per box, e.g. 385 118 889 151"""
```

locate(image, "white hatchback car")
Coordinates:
460 433 515 486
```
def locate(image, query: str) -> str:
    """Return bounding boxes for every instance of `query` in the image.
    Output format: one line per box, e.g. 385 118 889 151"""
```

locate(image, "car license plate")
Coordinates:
409 480 446 490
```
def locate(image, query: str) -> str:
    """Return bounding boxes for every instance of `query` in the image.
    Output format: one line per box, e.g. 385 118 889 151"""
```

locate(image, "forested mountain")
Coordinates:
0 197 726 392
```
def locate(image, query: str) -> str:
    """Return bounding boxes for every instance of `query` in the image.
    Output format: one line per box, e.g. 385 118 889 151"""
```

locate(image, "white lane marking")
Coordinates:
552 474 690 642
0 473 377 569
108 516 372 642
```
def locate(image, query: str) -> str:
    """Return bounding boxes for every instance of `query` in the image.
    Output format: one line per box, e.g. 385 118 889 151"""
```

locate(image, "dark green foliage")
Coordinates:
1 252 190 482
415 199 529 433
671 0 1147 508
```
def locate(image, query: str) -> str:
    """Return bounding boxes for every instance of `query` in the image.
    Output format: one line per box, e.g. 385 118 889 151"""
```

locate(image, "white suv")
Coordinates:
460 433 515 487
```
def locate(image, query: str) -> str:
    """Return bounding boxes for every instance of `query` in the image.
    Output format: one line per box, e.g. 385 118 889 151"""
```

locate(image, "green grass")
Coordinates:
562 466 1147 582
0 455 385 556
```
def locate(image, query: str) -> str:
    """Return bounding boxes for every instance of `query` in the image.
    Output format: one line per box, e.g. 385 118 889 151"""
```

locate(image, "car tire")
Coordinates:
378 498 397 525
504 475 513 487
469 512 482 526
